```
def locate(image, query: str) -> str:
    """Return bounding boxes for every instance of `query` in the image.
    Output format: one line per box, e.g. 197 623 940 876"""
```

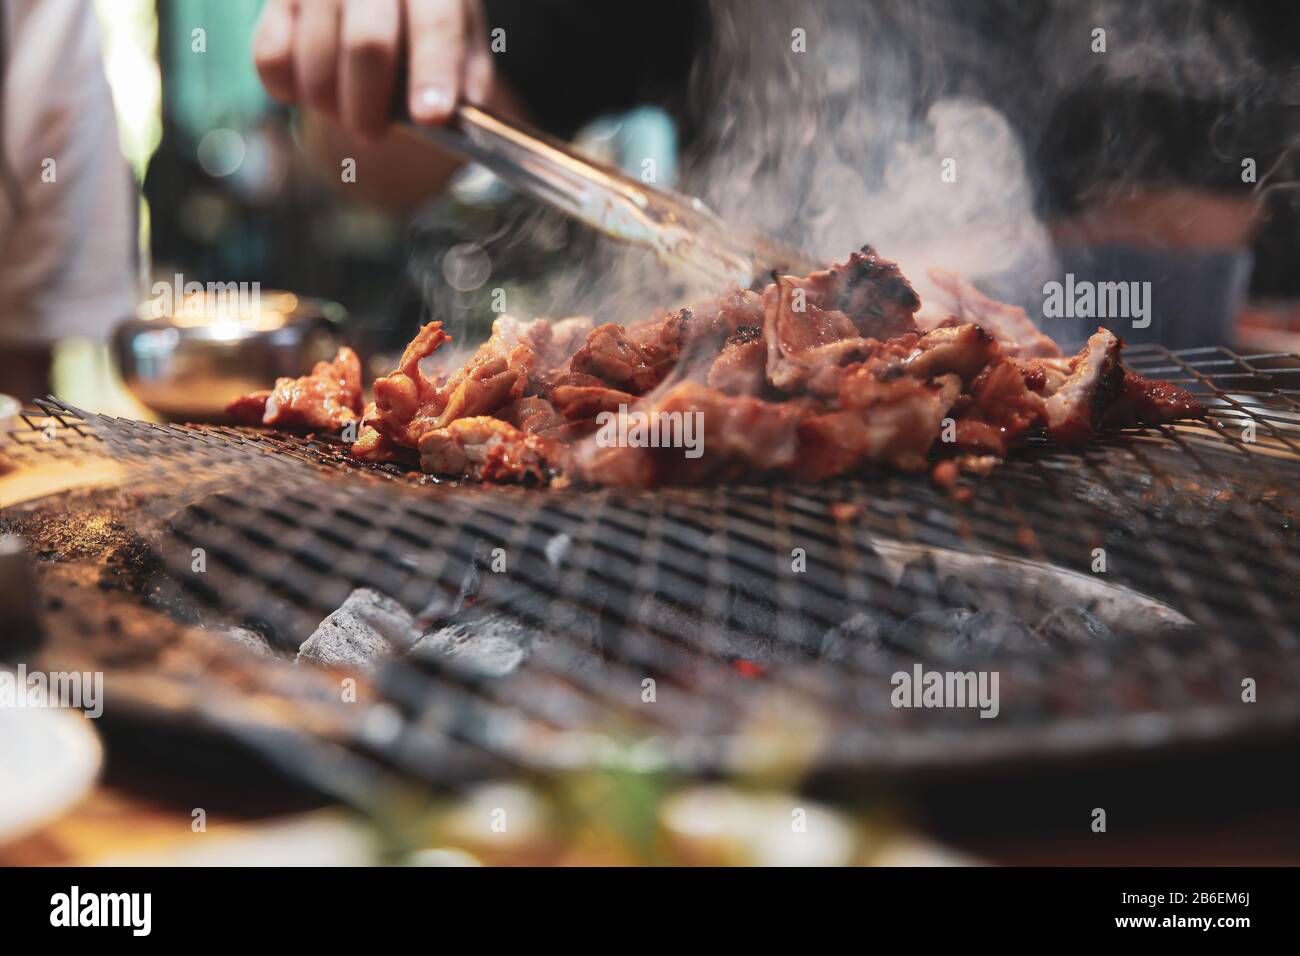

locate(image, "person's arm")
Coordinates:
252 0 518 209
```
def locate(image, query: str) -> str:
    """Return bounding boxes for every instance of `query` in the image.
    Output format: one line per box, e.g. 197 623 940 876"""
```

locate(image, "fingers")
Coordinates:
295 0 342 116
462 0 493 104
405 0 465 125
253 0 298 104
253 0 488 136
340 0 401 139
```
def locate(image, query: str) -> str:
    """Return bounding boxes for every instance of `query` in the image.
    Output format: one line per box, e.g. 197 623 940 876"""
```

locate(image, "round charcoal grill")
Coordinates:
5 343 1300 793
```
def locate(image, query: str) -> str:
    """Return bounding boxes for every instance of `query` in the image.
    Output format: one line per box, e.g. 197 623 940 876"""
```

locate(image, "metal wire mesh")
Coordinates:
7 343 1300 782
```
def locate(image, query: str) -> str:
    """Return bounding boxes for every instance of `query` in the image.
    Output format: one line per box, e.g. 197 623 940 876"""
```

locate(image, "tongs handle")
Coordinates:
402 105 815 288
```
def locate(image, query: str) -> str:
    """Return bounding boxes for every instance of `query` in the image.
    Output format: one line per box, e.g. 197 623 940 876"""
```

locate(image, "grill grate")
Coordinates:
6 343 1300 785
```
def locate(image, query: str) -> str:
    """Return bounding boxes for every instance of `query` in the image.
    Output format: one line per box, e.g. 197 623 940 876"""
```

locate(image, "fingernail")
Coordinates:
410 86 454 121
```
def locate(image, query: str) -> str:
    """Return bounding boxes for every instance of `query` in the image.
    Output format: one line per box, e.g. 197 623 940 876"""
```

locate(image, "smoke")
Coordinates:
425 0 1294 330
682 0 1059 311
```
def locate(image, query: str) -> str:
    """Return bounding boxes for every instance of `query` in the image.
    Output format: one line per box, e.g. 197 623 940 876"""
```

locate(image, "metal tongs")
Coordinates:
404 104 817 289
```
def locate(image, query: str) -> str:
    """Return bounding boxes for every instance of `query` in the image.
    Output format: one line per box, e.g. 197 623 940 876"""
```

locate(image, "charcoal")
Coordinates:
410 612 530 679
544 532 574 567
961 610 1045 656
938 574 980 611
415 556 482 627
213 625 273 657
1036 605 1114 648
819 610 894 667
886 608 973 660
297 588 417 670
897 556 942 608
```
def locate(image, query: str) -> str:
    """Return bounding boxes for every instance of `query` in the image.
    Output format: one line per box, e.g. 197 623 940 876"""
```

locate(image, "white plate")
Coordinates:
0 707 103 845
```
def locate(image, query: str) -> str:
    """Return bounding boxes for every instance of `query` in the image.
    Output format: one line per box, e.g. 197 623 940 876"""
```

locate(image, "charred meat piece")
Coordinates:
1044 329 1125 445
371 321 452 445
550 383 640 420
797 371 963 478
417 416 558 483
226 347 363 431
378 316 543 447
951 357 1047 456
924 269 1062 359
1015 355 1072 395
570 381 809 487
226 390 272 425
568 292 759 395
569 323 661 393
411 344 536 439
500 396 565 434
707 326 768 396
1102 369 1207 428
350 420 414 463
793 246 922 340
900 324 1000 384
763 276 875 393
223 247 1206 490
534 315 595 369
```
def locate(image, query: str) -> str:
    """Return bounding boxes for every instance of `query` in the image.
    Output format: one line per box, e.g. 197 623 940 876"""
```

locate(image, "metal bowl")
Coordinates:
113 290 347 422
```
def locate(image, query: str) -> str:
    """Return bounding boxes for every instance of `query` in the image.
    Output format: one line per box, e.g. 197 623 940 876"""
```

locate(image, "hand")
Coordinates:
253 0 495 140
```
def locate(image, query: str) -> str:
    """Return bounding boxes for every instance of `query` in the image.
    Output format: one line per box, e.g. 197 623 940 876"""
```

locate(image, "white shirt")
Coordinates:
0 0 137 346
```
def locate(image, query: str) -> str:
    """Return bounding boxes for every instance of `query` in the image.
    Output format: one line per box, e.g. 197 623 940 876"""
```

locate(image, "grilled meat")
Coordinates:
763 275 876 393
924 268 1062 359
1044 328 1126 445
707 326 767 396
417 416 559 483
227 249 1206 488
798 245 922 340
226 347 363 431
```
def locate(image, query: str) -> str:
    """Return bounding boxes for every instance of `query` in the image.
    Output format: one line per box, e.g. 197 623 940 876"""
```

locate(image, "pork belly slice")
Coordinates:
1025 328 1202 448
1044 328 1125 445
925 269 1062 359
226 346 363 431
417 416 559 483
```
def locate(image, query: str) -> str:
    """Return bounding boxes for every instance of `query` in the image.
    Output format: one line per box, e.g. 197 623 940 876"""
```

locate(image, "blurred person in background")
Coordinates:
0 0 138 400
